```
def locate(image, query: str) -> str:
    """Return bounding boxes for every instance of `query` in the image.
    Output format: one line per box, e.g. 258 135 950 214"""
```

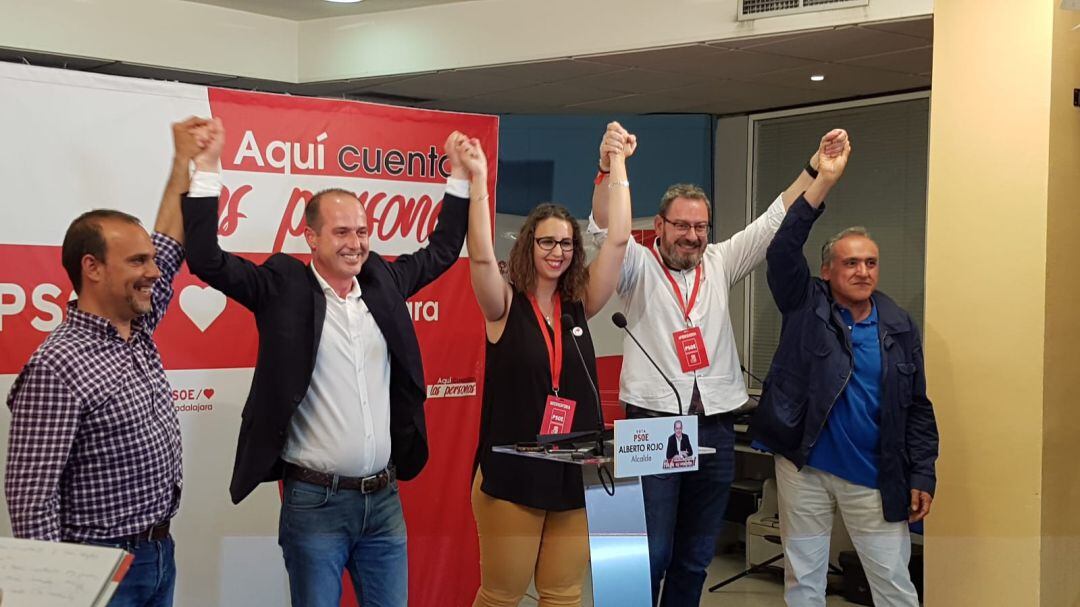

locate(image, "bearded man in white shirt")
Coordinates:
589 123 849 606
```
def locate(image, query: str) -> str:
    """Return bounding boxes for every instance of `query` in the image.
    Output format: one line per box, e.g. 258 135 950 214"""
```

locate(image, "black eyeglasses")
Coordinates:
534 237 574 252
660 216 711 235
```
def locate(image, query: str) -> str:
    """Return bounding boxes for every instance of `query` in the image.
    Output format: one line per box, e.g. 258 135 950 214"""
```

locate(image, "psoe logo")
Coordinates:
173 387 215 413
427 377 477 399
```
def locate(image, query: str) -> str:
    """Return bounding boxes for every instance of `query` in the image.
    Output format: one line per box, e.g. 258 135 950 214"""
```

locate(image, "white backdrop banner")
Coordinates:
0 62 498 607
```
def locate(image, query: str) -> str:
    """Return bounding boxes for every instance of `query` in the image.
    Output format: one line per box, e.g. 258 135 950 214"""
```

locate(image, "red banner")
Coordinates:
210 89 495 607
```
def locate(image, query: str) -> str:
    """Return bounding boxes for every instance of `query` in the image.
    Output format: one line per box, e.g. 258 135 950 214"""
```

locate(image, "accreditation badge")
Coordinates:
672 326 710 373
539 395 577 436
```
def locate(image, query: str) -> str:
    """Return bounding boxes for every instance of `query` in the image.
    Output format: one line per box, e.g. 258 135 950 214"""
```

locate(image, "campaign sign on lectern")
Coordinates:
614 415 699 478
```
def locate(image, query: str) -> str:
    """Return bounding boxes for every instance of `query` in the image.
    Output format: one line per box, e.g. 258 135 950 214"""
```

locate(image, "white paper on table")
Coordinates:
0 537 131 607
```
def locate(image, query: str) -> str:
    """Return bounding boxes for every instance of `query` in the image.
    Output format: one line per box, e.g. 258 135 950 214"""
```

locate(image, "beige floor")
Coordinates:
519 553 864 606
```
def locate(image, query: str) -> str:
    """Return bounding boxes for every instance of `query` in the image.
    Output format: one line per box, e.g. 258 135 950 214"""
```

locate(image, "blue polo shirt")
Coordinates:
807 304 881 489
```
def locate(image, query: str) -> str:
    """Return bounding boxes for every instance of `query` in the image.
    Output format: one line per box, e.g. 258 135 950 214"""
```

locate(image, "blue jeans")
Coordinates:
84 535 175 607
278 477 409 607
628 406 736 607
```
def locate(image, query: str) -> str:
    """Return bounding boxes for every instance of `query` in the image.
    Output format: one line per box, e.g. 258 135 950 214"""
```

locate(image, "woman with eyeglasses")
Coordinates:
458 123 634 607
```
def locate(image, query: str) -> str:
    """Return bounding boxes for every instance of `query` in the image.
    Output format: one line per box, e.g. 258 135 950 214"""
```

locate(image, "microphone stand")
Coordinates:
562 313 607 456
612 313 684 417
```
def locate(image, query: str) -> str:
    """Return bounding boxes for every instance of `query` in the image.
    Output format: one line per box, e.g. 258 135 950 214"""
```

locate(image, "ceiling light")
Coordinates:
325 0 363 3
810 74 826 82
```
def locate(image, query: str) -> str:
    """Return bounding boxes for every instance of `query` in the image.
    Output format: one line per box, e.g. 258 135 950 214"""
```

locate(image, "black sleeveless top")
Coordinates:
474 290 601 511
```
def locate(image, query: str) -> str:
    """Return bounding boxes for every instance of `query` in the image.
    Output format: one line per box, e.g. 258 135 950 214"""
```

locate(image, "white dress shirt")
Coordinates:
589 193 787 415
282 265 392 477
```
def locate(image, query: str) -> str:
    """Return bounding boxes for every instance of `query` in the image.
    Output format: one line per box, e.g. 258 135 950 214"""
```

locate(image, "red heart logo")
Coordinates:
203 388 215 399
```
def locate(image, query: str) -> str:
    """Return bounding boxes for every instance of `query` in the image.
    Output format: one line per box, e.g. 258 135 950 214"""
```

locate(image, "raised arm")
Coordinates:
781 129 848 209
153 117 207 244
801 132 850 208
143 118 205 332
182 118 278 311
716 129 850 285
589 121 637 230
385 133 473 299
459 133 511 322
583 127 633 318
765 131 852 312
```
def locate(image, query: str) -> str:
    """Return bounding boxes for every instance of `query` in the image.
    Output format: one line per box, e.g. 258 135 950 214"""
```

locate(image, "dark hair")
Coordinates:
507 203 588 302
658 183 711 221
61 209 143 294
305 188 359 231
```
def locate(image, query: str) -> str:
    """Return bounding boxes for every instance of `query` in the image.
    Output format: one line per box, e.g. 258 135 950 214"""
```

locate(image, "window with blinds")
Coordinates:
747 97 930 386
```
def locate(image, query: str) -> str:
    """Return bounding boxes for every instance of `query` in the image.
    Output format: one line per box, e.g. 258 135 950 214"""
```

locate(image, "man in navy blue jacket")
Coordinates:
750 137 938 607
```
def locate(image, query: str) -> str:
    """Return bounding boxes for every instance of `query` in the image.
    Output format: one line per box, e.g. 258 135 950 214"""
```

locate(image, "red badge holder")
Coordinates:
673 326 710 373
540 395 578 436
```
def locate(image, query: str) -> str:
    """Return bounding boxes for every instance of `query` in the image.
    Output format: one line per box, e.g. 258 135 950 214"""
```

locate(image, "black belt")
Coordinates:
285 463 395 494
117 520 171 544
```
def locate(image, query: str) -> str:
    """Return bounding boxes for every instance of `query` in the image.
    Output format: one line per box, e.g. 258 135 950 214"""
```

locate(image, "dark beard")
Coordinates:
658 241 702 271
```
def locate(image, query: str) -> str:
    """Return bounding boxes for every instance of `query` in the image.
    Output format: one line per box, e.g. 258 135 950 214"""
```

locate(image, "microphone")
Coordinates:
611 312 684 416
611 312 628 329
561 312 606 455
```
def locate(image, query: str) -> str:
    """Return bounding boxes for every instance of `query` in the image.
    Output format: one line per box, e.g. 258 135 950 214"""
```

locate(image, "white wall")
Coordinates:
2 0 933 83
1 0 298 81
299 0 932 81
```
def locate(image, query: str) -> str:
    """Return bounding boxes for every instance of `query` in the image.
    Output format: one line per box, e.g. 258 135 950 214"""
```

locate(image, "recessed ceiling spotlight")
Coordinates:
810 74 826 82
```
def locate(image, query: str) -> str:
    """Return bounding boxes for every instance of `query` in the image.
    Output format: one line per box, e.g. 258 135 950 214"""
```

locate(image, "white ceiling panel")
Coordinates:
366 70 528 101
452 59 627 88
566 92 717 114
561 68 711 94
742 62 931 95
668 48 817 79
862 18 934 41
478 82 629 107
734 25 928 62
839 46 933 75
586 44 729 70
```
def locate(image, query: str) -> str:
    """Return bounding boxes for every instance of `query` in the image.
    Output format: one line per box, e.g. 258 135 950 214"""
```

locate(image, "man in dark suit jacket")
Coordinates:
666 419 693 462
181 120 475 607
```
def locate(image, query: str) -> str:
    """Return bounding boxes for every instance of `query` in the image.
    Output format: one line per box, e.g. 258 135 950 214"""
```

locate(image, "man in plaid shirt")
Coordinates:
5 118 209 607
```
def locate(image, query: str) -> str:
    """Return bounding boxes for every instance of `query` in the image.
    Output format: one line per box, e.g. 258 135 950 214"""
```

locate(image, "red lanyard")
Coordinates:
526 293 564 393
651 241 703 325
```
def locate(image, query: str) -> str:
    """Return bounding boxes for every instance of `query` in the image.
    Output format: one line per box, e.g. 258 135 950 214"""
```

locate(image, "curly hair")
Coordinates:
506 203 589 302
